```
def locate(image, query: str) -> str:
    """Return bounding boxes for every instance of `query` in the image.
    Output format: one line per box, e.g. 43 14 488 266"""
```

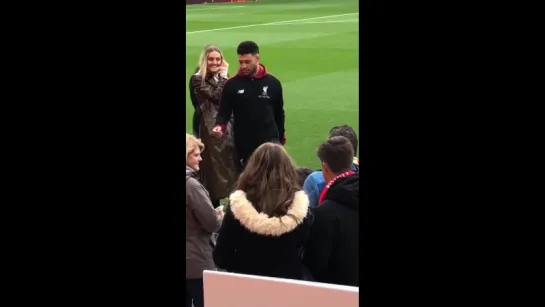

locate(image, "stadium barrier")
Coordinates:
203 270 359 307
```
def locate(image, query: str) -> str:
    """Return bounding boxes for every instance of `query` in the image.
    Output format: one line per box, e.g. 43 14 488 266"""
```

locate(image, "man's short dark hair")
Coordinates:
317 136 354 174
295 167 313 186
329 125 358 156
237 41 259 55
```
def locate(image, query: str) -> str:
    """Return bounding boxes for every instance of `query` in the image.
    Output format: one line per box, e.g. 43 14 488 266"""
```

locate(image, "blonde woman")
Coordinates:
189 44 240 208
185 133 223 307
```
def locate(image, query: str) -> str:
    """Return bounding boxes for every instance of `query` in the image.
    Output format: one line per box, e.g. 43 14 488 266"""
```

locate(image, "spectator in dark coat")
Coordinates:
303 136 359 287
213 143 313 281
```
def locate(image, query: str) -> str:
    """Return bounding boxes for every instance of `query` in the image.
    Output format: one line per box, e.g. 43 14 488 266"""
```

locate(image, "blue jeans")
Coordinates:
186 278 204 307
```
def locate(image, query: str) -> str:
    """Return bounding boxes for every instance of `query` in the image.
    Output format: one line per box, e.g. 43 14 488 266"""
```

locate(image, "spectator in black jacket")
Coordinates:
303 136 359 287
213 143 313 280
212 41 286 167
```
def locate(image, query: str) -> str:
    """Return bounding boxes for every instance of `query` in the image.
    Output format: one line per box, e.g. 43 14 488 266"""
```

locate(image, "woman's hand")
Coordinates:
219 60 229 78
215 205 225 218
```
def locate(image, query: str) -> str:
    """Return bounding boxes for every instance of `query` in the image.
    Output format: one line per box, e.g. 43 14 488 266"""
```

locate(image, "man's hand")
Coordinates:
212 125 223 137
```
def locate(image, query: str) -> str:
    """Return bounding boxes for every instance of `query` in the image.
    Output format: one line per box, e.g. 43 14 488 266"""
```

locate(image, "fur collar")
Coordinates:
229 190 309 236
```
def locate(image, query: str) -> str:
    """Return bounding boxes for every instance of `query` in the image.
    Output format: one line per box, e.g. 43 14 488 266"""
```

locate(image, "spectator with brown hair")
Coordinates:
303 136 359 287
295 167 313 188
213 142 313 281
303 125 359 208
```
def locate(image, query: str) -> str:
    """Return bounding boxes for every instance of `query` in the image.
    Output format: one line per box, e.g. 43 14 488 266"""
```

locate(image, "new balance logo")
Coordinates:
238 89 245 94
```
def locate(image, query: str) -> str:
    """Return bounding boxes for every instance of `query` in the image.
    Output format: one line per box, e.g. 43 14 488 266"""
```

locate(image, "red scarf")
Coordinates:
318 170 355 205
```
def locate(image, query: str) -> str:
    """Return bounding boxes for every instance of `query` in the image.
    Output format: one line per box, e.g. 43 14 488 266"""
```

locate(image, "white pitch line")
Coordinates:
186 13 358 34
186 5 246 12
270 20 358 25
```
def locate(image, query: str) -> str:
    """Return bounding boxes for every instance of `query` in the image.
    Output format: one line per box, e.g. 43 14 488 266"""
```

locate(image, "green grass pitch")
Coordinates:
186 0 359 169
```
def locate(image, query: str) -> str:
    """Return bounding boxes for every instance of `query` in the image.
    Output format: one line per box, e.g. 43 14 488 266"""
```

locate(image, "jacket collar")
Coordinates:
236 64 268 79
229 190 309 236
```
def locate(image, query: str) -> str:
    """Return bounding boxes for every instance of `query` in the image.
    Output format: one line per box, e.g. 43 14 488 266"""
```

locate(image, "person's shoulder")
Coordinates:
190 74 202 85
311 202 339 226
265 73 281 84
186 176 203 190
224 75 242 87
313 199 341 214
298 211 315 232
309 170 323 178
305 171 324 184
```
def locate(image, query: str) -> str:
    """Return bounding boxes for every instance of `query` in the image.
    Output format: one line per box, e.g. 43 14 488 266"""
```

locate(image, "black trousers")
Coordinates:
186 278 204 307
236 147 254 172
235 137 279 170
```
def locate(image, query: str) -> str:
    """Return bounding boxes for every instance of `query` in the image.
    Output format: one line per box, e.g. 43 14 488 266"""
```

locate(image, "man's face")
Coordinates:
238 53 259 76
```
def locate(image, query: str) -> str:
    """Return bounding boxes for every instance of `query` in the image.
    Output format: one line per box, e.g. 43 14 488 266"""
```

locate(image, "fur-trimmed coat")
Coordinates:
213 190 313 280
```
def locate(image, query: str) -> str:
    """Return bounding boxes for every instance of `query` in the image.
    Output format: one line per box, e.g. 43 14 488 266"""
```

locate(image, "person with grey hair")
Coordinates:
186 133 224 307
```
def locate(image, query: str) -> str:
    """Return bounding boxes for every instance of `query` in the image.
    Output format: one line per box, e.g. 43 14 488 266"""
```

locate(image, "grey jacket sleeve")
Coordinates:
186 178 222 233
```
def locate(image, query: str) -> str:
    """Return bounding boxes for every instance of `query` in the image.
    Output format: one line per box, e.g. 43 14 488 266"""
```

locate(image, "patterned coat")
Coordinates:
190 73 240 203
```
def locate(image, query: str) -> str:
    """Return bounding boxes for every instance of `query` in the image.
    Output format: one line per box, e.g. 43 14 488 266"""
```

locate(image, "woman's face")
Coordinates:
207 51 222 73
187 148 202 171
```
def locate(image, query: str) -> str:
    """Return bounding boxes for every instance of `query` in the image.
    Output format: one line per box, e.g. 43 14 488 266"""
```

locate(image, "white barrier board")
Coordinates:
203 270 359 307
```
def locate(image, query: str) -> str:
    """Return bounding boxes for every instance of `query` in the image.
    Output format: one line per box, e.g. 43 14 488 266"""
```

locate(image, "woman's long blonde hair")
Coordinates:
196 44 224 87
186 133 205 163
236 143 301 219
